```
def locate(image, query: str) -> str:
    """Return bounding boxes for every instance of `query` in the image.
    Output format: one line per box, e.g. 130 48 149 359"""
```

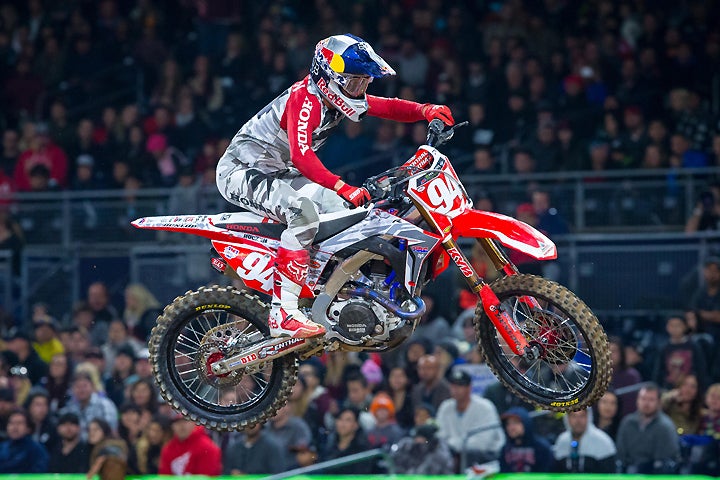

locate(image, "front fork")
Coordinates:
444 237 531 356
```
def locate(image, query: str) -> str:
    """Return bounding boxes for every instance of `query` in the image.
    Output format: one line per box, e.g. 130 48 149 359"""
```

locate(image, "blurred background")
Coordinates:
0 0 719 477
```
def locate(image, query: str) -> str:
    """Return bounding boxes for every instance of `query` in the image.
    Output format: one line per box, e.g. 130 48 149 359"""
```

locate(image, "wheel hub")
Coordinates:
527 310 577 364
206 352 229 378
194 321 252 387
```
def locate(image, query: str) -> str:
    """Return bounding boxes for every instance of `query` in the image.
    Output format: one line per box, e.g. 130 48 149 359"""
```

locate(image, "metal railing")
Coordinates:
553 230 720 314
3 166 719 251
7 224 719 329
2 171 718 327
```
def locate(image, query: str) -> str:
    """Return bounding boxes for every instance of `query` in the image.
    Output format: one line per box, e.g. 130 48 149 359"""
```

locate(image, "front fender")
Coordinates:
451 209 557 260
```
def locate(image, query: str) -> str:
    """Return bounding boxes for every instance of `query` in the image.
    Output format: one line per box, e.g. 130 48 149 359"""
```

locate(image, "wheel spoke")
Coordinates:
169 308 278 414
493 293 595 398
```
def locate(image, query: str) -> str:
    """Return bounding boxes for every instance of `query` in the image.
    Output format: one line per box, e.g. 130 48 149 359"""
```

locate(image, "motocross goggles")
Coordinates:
340 74 372 98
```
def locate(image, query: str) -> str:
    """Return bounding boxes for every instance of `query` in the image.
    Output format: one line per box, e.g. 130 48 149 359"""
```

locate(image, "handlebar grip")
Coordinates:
426 119 445 147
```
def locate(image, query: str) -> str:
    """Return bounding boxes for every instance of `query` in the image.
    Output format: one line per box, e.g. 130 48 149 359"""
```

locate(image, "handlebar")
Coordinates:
426 119 468 148
363 120 469 204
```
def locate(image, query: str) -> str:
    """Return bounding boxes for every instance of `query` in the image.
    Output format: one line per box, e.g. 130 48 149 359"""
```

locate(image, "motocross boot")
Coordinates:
268 247 326 338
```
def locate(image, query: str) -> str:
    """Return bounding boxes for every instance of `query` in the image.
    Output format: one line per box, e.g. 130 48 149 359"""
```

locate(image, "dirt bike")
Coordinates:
133 119 611 431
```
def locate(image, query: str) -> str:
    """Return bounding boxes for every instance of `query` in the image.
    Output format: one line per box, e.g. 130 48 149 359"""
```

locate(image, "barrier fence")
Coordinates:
0 473 713 480
1 170 719 326
3 166 719 249
2 230 716 333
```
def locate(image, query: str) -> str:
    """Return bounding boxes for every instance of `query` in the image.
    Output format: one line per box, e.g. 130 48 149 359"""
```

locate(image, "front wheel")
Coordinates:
148 285 297 431
475 274 611 412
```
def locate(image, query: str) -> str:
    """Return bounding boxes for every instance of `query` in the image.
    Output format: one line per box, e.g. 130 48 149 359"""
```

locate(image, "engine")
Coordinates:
327 273 405 343
334 300 379 341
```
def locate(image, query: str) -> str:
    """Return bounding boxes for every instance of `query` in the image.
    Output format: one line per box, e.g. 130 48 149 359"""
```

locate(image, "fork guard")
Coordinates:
451 209 557 261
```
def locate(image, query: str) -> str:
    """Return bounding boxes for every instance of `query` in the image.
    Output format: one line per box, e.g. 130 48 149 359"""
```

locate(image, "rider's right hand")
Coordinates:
421 103 455 126
336 182 371 208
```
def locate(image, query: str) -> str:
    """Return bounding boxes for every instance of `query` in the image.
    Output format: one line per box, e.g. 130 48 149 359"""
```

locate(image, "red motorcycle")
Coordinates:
133 120 610 431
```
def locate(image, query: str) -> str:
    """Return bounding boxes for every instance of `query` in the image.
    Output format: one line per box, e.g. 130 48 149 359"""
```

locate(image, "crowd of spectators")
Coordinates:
0 268 719 476
0 0 719 199
1 0 720 477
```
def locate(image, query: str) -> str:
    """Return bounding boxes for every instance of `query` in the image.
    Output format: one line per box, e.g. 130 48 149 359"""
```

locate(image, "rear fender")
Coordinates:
451 209 557 260
132 214 236 242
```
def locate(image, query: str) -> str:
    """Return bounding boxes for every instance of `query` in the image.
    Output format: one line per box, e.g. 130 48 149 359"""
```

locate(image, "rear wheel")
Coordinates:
475 274 611 411
149 285 297 431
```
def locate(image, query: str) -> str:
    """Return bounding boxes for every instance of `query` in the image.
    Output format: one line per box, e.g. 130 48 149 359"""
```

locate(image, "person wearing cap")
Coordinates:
367 392 405 448
686 258 720 341
436 368 505 464
158 413 221 476
0 409 49 473
48 412 91 473
392 423 454 474
412 402 437 431
32 314 65 364
360 358 383 392
70 153 101 190
499 407 553 473
618 105 646 168
4 330 48 384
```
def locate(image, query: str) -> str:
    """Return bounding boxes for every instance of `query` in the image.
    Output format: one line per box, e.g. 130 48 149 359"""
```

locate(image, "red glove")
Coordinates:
336 183 371 208
421 104 455 126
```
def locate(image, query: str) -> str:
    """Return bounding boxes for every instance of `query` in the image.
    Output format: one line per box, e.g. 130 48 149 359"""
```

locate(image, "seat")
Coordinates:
215 208 370 243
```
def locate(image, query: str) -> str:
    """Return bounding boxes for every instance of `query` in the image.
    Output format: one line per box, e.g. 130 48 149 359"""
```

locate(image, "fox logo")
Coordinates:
286 259 308 284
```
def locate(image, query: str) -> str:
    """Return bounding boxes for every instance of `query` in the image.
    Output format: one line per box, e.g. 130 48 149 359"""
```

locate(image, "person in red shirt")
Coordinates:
216 33 454 339
158 415 222 476
13 123 68 191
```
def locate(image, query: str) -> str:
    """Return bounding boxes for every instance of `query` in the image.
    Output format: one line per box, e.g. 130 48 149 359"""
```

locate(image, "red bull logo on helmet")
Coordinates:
316 78 357 118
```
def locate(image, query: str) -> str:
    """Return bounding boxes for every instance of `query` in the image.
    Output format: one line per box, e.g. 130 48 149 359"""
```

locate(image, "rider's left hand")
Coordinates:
421 104 455 126
336 182 371 208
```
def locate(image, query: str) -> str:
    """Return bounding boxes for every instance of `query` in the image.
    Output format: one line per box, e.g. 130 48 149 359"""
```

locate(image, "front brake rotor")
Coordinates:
526 310 578 364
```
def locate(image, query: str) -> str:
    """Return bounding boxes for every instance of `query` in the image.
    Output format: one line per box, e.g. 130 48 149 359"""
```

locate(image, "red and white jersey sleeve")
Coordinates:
220 78 428 190
280 81 340 189
221 77 342 190
366 95 425 123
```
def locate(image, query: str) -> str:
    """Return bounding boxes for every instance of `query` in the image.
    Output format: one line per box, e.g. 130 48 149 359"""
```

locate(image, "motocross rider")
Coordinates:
216 33 455 339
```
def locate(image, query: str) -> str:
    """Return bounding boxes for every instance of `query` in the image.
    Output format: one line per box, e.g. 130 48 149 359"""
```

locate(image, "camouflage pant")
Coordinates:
216 143 346 250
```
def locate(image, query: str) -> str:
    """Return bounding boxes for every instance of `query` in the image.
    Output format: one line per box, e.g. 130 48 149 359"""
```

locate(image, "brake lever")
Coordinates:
440 121 469 143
